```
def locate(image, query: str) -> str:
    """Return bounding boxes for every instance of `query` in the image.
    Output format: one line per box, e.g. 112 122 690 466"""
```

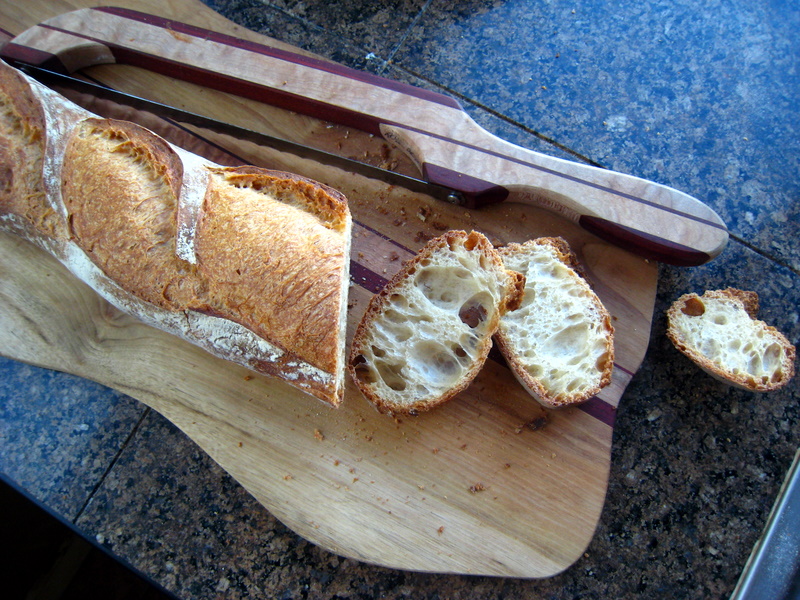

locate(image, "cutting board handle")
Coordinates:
1 6 728 265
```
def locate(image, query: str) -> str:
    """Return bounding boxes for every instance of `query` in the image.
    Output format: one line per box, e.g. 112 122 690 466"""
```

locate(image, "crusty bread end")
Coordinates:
666 288 795 391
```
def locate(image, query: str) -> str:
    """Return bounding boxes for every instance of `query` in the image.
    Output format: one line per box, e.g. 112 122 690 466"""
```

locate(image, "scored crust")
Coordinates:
0 63 65 240
348 230 525 415
494 237 615 409
0 61 352 407
194 166 351 393
666 288 795 391
62 117 204 311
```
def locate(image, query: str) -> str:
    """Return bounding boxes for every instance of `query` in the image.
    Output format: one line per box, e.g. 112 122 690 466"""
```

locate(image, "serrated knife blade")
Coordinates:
15 63 466 206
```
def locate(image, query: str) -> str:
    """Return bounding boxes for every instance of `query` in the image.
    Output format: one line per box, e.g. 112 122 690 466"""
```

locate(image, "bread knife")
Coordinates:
13 63 464 207
0 6 729 266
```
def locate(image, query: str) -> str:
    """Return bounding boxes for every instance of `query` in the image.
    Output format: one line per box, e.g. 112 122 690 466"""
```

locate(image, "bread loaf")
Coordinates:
494 238 614 408
667 288 795 391
348 230 525 415
0 61 351 407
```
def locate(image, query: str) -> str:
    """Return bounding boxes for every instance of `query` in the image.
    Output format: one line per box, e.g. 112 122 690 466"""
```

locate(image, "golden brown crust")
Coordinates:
62 118 204 311
194 166 350 380
0 63 65 239
0 61 352 407
716 288 759 318
218 166 350 232
504 269 527 312
500 236 590 282
666 288 795 391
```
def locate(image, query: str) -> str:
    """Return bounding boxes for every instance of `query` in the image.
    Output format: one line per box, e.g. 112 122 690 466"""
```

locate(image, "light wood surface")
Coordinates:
0 0 660 577
2 5 727 265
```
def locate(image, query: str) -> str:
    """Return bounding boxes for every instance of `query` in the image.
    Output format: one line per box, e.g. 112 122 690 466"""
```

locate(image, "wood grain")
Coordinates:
3 5 727 265
0 0 659 577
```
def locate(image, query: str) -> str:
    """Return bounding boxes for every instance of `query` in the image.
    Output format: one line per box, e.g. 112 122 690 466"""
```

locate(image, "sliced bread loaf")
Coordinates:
494 238 615 409
0 62 352 407
667 288 795 391
348 230 525 415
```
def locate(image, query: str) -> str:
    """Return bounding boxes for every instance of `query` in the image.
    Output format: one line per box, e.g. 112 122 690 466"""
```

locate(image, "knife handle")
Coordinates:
1 6 727 265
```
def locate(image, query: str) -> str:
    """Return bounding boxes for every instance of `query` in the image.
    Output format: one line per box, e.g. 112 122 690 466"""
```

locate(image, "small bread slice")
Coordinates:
666 288 795 391
348 230 525 415
494 238 615 409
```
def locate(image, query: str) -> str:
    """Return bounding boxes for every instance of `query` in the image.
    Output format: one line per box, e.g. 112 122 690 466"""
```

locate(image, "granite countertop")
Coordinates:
1 0 799 598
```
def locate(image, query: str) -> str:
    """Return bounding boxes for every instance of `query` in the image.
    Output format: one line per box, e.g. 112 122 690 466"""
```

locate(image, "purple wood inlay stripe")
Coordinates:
580 215 710 266
577 396 616 427
1 43 62 70
354 220 416 256
394 124 727 231
349 261 389 294
94 6 462 111
38 24 390 136
615 363 635 377
36 13 722 233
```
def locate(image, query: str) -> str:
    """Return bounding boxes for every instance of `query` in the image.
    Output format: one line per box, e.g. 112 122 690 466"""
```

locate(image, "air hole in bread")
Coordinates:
763 344 782 370
459 294 489 329
393 326 414 343
463 233 478 251
389 293 407 308
351 355 377 385
526 364 543 378
461 291 493 324
545 323 590 357
375 360 407 391
384 308 405 324
681 297 705 316
409 340 463 386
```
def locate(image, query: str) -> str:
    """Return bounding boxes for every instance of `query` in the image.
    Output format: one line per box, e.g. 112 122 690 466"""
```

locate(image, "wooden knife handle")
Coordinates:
1 6 728 265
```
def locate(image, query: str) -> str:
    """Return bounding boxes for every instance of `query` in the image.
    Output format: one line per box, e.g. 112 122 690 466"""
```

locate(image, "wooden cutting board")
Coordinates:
0 0 660 577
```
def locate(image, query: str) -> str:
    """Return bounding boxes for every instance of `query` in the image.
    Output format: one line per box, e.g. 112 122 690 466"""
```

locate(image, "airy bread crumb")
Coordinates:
348 230 524 415
666 288 795 391
494 237 615 408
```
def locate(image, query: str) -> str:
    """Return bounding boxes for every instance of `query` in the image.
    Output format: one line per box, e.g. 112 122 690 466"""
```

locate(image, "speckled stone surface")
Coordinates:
0 358 146 519
2 0 799 598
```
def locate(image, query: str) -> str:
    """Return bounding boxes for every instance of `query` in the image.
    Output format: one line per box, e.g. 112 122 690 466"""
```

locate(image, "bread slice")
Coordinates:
0 62 352 407
494 238 614 409
348 230 525 415
667 288 795 391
